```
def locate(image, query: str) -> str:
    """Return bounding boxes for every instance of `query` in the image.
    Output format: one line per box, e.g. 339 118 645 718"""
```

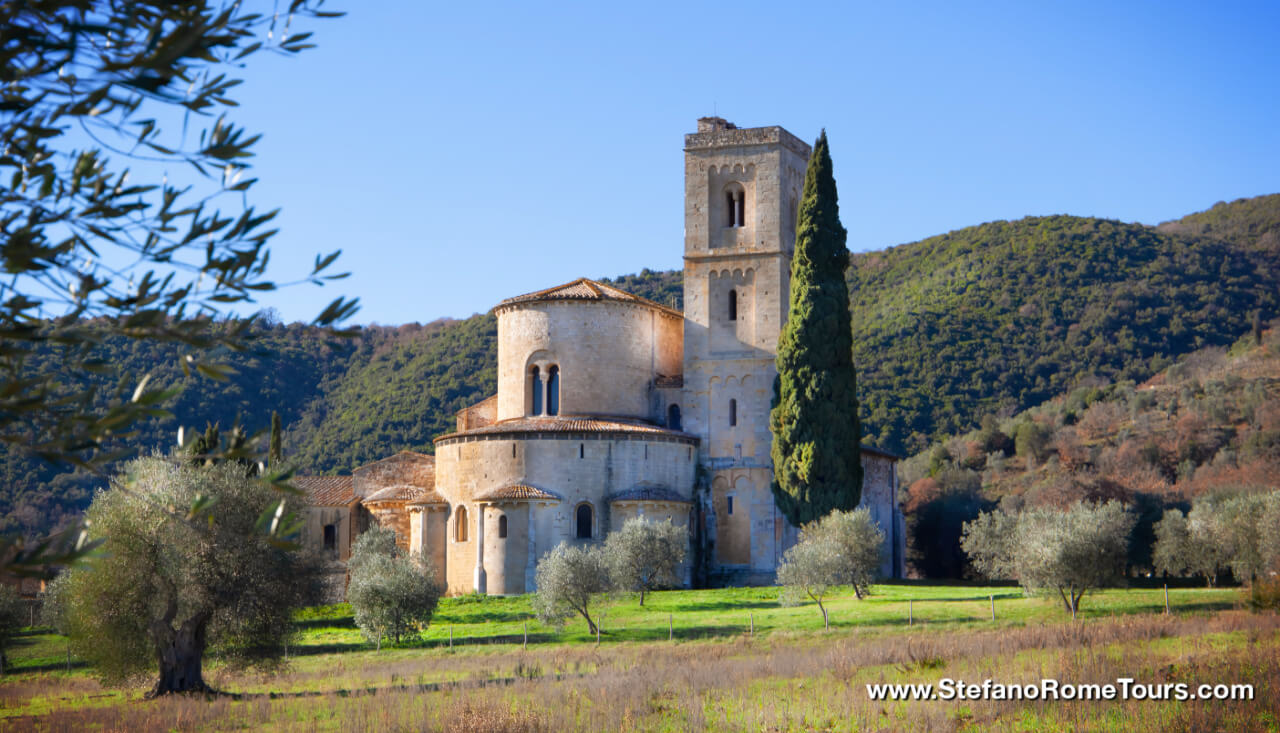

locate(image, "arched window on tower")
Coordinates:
530 366 543 415
728 289 737 321
547 365 560 416
724 183 745 228
576 503 593 539
455 505 469 542
729 398 737 427
498 514 507 539
667 403 682 431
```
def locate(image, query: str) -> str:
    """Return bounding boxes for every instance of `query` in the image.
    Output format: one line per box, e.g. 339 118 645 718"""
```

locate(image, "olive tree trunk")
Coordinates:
149 612 211 697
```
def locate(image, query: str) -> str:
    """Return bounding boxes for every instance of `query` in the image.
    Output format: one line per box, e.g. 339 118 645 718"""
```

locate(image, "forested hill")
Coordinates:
3 198 1277 535
847 202 1278 454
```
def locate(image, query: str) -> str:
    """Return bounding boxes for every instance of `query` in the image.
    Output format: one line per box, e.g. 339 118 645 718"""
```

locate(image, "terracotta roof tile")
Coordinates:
495 277 682 318
293 476 356 507
435 416 696 443
477 484 563 502
364 484 440 504
608 486 691 504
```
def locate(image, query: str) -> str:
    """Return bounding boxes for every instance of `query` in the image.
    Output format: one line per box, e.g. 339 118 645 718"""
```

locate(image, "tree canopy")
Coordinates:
770 130 863 526
0 0 353 574
57 457 323 695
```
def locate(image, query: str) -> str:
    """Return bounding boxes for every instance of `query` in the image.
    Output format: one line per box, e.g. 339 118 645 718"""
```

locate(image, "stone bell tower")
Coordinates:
680 117 811 583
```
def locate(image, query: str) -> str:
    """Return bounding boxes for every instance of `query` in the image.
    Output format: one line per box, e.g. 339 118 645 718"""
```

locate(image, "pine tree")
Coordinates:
770 130 863 526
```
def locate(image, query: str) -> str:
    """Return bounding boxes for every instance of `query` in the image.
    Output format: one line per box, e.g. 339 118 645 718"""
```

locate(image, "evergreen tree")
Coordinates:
269 411 284 467
770 131 863 525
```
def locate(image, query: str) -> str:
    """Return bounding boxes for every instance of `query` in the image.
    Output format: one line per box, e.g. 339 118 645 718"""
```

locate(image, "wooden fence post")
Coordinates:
990 594 996 621
449 625 453 649
908 599 913 626
749 612 754 638
669 613 673 641
523 620 528 649
1164 584 1170 615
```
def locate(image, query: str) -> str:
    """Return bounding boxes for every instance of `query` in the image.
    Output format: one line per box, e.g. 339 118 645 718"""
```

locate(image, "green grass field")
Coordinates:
2 583 1273 731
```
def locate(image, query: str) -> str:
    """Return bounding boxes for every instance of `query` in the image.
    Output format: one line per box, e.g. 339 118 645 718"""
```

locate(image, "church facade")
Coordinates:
298 118 906 595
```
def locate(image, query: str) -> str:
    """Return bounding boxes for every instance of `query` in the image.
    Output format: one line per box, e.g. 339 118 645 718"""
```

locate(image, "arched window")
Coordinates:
667 403 682 431
728 289 737 321
546 365 560 416
724 183 745 227
530 366 543 415
498 514 507 539
576 503 593 539
455 505 469 542
729 398 737 427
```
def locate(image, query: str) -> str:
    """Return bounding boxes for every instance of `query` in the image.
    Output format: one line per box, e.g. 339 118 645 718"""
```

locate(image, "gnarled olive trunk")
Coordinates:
149 612 211 697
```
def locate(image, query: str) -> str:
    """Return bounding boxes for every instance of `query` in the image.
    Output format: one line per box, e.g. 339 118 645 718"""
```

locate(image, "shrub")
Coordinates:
346 527 442 649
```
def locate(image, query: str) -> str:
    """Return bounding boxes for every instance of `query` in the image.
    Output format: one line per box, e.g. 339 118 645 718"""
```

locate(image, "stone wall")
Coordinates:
495 300 683 422
434 433 697 594
352 451 435 499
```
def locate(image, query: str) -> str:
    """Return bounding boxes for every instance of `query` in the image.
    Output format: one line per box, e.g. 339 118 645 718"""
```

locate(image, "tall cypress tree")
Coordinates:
269 411 283 467
770 130 863 526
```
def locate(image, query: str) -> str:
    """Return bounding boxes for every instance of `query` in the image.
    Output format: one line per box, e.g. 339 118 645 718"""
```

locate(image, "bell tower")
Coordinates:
680 117 810 582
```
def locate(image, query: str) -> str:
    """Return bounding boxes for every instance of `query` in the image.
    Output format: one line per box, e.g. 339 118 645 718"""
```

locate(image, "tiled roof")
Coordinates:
406 490 448 506
495 278 682 318
435 415 697 443
364 484 439 504
654 374 683 388
608 486 691 504
293 476 356 507
476 484 563 502
860 445 902 461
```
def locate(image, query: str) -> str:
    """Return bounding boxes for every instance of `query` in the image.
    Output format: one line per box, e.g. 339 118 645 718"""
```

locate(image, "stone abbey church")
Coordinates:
298 118 906 595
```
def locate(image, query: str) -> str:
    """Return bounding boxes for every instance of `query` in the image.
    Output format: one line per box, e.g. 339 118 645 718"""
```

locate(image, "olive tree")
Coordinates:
963 501 1134 619
603 517 687 606
0 0 354 576
1152 507 1230 587
802 508 885 599
346 527 442 650
777 507 887 628
59 457 323 696
533 542 611 635
776 536 843 629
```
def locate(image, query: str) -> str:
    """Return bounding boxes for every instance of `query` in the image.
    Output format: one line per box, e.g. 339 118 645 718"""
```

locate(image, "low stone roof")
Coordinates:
654 374 683 388
364 484 438 504
608 486 691 504
435 415 697 443
406 490 448 506
293 476 356 507
495 277 682 318
476 484 563 502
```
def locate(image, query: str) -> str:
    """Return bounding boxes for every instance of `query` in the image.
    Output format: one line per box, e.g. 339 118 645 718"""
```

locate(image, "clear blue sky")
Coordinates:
226 1 1279 325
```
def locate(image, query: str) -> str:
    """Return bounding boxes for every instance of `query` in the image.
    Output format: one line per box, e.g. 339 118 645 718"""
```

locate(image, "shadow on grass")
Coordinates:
11 658 89 673
294 616 357 630
663 600 780 612
434 610 536 624
885 593 1024 603
287 641 369 656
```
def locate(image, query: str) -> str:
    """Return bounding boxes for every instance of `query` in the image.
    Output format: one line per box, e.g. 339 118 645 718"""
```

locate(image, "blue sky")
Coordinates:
224 1 1279 325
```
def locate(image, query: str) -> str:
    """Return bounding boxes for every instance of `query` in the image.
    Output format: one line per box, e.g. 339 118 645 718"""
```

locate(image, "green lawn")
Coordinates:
289 581 1236 654
0 583 1262 731
5 582 1238 676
